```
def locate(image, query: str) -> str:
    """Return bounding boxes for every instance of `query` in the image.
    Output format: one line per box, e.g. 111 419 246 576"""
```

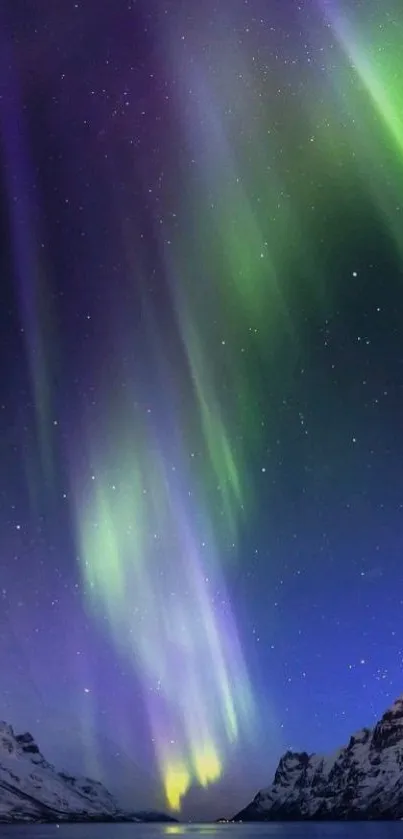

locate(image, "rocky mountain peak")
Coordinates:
273 751 311 786
233 696 403 822
0 721 175 824
372 696 403 751
0 724 46 766
0 722 121 822
384 695 403 717
347 727 371 750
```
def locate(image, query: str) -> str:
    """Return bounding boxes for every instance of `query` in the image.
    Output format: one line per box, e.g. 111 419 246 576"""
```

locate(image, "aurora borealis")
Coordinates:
1 0 403 821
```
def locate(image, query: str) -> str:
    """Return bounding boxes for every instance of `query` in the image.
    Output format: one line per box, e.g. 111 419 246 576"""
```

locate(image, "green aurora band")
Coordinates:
73 1 403 811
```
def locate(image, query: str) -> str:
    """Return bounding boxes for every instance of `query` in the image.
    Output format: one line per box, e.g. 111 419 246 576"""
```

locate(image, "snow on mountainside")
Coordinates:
0 721 121 822
234 696 403 821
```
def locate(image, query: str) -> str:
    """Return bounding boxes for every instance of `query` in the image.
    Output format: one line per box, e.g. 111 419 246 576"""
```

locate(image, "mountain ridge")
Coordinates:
233 696 403 821
0 721 174 823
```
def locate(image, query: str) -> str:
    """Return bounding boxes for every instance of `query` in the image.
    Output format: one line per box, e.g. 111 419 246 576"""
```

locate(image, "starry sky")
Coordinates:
1 0 403 823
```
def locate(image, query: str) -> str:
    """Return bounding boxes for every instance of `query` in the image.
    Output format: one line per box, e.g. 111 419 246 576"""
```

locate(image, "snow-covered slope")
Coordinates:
0 722 121 822
234 696 403 821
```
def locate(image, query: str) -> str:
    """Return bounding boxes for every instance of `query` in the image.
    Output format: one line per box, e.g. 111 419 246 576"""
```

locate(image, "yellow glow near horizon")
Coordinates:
193 746 222 788
164 762 192 812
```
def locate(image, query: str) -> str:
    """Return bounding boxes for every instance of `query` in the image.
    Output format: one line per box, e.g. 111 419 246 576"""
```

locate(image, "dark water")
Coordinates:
0 825 402 839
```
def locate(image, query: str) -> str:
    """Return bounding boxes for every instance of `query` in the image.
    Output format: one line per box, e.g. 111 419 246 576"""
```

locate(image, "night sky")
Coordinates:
1 0 403 823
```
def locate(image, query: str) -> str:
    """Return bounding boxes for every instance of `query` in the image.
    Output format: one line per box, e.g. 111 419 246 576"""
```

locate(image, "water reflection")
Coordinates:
1 822 403 839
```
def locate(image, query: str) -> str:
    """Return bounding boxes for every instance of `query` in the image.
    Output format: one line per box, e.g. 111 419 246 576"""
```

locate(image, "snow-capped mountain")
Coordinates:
0 721 122 822
0 721 175 823
234 696 403 821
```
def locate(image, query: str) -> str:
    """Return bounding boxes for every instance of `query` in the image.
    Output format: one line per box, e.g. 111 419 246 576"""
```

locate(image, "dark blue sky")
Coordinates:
1 0 403 822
